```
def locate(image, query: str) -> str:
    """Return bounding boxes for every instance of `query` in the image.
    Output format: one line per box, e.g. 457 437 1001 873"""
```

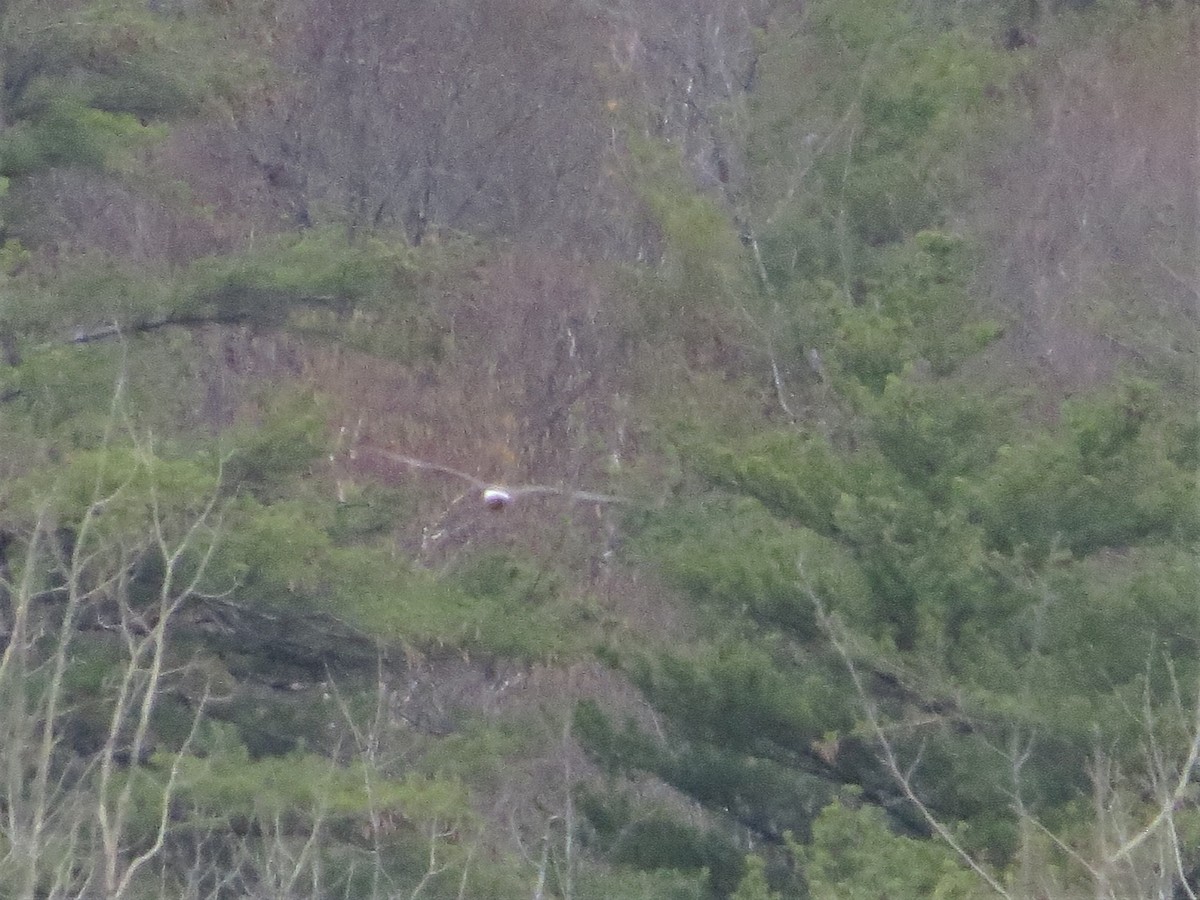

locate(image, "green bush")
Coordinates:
800 793 984 899
693 432 849 534
578 786 744 897
968 387 1199 558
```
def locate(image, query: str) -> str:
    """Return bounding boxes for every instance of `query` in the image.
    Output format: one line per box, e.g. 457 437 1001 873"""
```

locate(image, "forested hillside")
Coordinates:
0 0 1196 897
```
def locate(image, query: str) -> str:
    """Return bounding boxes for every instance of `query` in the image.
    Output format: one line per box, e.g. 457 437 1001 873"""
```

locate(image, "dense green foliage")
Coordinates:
0 0 1195 897
800 794 983 899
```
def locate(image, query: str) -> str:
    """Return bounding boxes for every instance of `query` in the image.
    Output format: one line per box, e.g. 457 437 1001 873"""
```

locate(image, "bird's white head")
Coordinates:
482 487 513 511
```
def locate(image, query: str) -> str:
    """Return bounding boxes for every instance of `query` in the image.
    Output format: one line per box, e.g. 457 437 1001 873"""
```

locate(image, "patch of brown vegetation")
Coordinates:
981 12 1198 398
302 250 638 573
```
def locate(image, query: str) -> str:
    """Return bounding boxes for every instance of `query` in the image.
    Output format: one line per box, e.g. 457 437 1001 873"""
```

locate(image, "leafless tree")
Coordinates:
0 381 226 899
240 0 639 255
983 11 1199 393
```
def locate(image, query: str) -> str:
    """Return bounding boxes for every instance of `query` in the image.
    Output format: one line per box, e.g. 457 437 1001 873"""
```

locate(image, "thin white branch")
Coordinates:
804 577 1012 899
1107 679 1200 864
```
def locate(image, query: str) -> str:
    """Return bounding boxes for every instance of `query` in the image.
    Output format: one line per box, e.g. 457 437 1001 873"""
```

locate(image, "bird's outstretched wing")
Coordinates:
363 448 630 505
507 485 629 504
367 449 489 489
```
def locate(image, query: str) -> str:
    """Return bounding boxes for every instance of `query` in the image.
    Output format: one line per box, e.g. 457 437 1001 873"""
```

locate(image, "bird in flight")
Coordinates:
364 448 629 511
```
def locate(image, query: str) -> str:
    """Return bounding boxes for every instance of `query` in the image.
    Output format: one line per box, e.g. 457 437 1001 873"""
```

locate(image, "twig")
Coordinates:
804 575 1012 898
1106 673 1200 864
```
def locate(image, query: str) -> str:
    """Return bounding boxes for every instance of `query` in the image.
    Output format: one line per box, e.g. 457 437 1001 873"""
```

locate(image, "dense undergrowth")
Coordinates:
0 0 1196 897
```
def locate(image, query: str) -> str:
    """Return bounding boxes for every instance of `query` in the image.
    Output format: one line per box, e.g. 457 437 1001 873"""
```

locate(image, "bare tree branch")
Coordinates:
802 569 1013 899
